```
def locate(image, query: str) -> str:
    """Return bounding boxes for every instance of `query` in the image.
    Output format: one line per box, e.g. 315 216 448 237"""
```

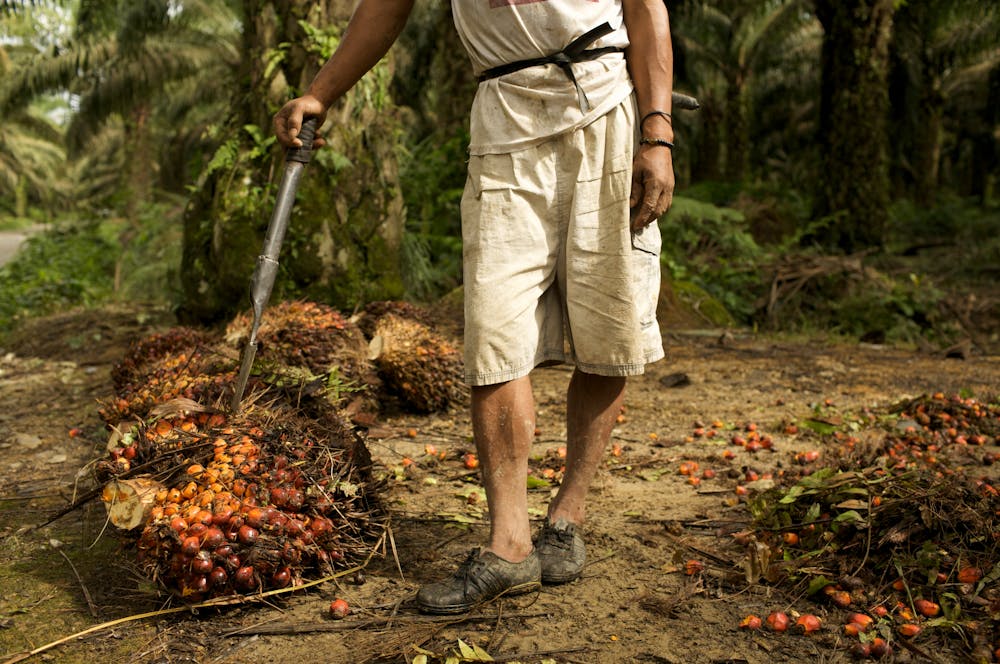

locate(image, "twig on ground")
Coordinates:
57 549 99 619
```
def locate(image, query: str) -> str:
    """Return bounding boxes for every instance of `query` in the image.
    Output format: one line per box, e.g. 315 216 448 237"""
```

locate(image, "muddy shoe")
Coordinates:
416 548 541 614
535 518 586 584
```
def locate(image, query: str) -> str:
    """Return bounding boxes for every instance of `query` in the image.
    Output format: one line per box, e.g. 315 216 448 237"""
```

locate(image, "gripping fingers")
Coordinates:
630 174 663 231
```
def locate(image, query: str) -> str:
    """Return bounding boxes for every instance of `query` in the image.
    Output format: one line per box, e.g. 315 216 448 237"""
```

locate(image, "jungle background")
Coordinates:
1 1 1000 663
0 0 997 346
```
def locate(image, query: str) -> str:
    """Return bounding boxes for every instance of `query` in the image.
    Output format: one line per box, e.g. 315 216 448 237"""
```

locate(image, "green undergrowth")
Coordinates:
0 220 118 337
0 204 182 341
663 187 996 347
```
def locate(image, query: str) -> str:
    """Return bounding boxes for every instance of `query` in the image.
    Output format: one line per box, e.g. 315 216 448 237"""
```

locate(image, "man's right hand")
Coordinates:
273 95 327 149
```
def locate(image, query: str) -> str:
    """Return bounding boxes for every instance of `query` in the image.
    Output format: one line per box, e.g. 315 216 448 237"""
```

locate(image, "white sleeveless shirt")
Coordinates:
452 0 634 155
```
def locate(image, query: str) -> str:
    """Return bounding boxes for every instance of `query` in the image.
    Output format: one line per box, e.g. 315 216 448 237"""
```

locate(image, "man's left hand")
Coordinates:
629 144 675 231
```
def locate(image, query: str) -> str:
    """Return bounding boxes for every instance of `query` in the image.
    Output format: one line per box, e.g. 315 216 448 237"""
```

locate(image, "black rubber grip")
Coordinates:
286 116 319 164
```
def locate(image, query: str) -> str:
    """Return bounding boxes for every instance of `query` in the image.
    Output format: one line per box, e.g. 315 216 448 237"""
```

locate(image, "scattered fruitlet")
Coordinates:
739 615 762 630
869 637 891 658
794 614 822 633
914 599 940 617
957 566 982 584
329 598 350 619
766 611 789 632
845 613 873 631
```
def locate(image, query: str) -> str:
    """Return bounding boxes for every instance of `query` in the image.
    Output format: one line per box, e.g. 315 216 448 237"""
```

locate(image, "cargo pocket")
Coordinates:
462 153 518 254
630 222 662 330
630 222 662 257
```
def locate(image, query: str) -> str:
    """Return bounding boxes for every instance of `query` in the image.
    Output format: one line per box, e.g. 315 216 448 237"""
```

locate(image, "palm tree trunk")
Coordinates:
692 97 723 182
124 103 153 222
912 83 943 207
812 0 895 253
724 76 747 182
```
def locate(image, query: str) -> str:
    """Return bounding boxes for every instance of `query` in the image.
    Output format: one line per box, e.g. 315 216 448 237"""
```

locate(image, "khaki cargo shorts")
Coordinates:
461 98 663 387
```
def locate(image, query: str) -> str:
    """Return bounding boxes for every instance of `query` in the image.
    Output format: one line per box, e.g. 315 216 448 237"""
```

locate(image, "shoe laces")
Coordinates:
540 520 576 551
454 548 490 588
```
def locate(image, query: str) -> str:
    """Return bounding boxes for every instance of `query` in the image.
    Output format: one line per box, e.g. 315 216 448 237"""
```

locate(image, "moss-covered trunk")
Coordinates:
812 0 895 253
691 94 723 183
180 0 406 324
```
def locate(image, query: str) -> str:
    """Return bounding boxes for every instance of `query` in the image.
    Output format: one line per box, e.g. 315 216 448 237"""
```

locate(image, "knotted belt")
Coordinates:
476 22 624 113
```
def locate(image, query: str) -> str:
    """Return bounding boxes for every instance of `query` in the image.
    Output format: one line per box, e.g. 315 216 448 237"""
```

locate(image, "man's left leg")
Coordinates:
549 370 625 524
537 370 625 583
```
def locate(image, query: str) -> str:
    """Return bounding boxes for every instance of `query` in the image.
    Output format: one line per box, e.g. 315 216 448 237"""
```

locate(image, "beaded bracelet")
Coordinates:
639 137 674 150
640 110 673 128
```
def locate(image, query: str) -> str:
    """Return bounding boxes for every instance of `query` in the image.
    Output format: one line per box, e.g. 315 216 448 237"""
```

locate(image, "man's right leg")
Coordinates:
471 376 536 562
416 376 541 613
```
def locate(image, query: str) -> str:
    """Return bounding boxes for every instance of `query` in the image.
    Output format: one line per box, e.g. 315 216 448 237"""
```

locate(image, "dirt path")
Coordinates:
0 307 998 664
0 225 43 267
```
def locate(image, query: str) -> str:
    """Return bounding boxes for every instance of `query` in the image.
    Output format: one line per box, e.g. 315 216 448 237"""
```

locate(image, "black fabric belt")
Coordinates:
476 22 625 113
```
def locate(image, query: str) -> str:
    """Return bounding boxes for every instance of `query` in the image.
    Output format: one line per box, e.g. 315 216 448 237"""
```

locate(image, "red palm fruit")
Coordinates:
869 638 891 658
191 552 213 575
897 623 921 637
684 560 704 575
234 566 256 590
794 614 822 633
957 567 982 584
739 615 762 630
237 524 259 545
329 598 350 619
766 611 789 632
201 527 225 549
181 535 201 557
209 566 228 587
271 567 292 588
829 590 852 608
846 613 873 630
914 599 940 617
851 643 872 659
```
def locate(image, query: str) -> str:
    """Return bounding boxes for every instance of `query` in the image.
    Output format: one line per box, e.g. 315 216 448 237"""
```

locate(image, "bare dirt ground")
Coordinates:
0 304 998 664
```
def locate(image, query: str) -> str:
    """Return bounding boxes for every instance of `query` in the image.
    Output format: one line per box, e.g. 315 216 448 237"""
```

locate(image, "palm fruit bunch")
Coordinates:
93 301 394 602
98 395 384 601
226 300 381 398
368 312 466 413
354 299 435 338
120 404 382 602
99 327 232 426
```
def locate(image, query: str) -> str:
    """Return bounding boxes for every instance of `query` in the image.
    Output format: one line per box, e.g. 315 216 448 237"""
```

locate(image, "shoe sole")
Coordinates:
416 579 541 615
541 570 581 584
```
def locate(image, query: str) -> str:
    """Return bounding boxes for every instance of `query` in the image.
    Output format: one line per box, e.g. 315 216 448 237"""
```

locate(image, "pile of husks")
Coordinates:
747 393 1000 660
92 300 464 601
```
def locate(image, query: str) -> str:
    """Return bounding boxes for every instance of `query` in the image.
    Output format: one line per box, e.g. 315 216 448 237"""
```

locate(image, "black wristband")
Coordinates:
640 110 673 128
639 137 674 150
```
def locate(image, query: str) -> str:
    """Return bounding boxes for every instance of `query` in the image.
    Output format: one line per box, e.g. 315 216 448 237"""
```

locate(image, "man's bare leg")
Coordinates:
471 375 536 562
547 370 626 526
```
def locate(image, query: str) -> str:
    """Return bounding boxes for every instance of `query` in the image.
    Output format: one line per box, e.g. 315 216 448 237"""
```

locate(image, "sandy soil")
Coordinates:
0 305 998 664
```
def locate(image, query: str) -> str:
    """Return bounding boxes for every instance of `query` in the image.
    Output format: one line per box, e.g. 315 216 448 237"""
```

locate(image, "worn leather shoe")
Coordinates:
535 518 586 584
416 548 541 614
